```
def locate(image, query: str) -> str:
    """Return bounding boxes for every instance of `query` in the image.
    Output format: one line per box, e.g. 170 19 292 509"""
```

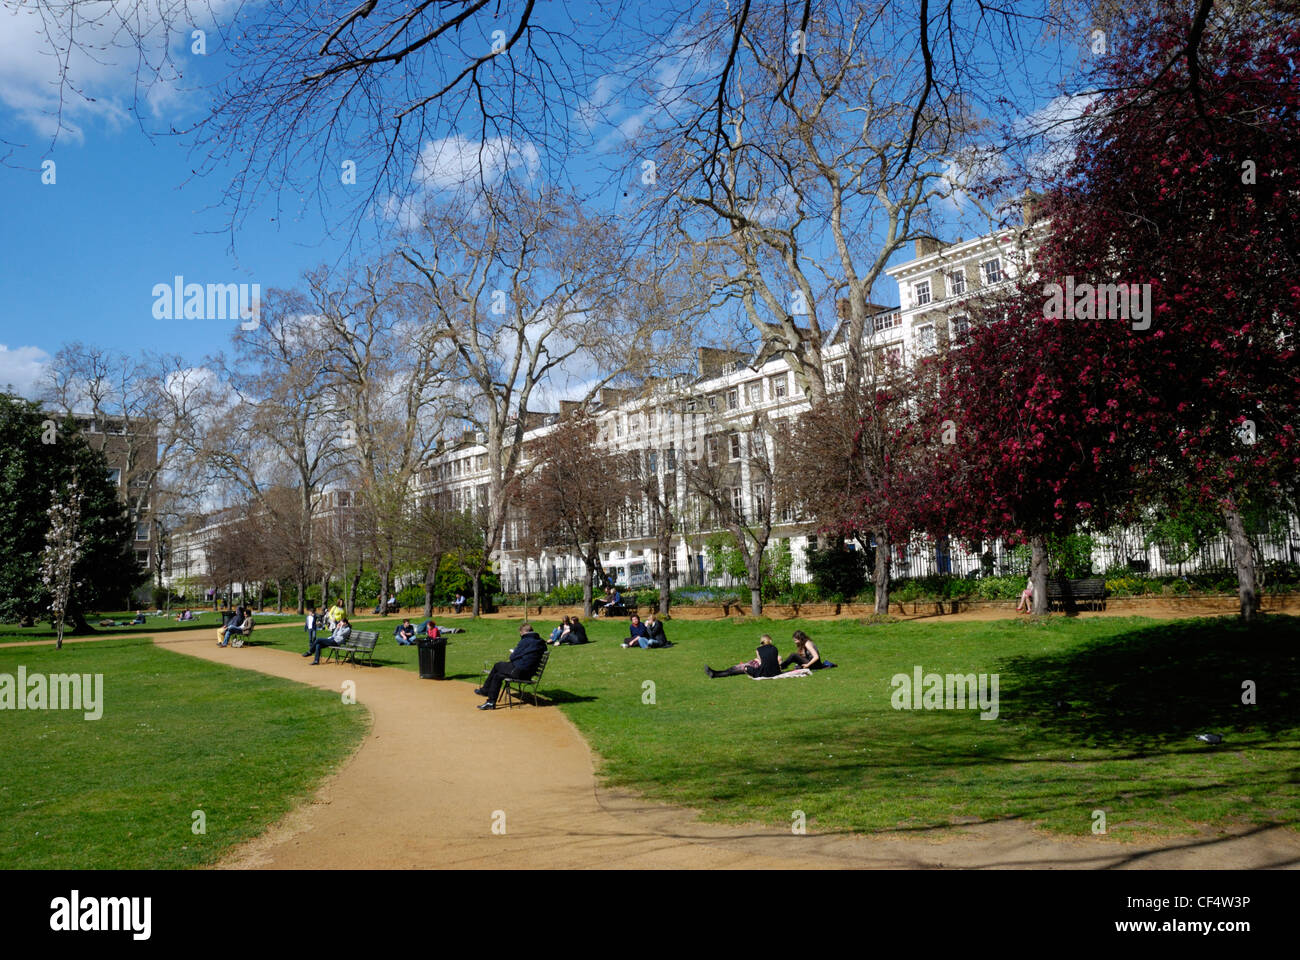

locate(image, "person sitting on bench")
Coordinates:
218 608 252 647
474 622 547 710
705 635 780 678
394 619 417 645
304 617 351 664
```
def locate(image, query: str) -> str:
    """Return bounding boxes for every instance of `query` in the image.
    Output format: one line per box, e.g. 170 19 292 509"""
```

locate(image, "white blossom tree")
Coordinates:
41 475 84 651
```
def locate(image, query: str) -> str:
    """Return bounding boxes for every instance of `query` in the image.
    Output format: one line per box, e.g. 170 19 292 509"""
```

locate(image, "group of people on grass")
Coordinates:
548 615 590 645
619 612 670 649
703 630 834 679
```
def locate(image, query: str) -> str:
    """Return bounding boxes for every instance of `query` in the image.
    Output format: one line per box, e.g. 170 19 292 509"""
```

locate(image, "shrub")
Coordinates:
806 545 868 599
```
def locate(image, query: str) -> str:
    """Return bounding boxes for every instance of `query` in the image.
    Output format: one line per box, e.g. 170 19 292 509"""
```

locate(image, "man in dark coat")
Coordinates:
476 622 548 710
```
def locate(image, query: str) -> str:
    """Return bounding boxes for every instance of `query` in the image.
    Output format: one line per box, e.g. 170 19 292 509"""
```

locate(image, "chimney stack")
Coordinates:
914 236 943 257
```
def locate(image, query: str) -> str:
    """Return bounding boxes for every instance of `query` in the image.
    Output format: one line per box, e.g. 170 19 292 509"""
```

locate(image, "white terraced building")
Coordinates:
414 224 1062 594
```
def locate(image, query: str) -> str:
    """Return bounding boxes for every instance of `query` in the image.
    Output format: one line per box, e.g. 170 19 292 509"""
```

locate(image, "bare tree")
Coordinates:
518 412 637 616
400 186 679 615
682 409 781 615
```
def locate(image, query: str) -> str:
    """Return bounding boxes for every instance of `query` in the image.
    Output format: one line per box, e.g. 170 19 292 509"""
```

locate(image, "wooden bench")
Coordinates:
325 629 380 666
1046 576 1106 611
489 648 551 709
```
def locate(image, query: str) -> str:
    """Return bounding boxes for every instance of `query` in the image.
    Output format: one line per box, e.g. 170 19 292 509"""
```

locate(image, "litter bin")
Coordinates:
416 636 447 680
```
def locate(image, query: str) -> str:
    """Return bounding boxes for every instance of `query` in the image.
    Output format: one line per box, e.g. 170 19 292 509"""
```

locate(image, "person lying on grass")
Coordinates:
705 634 780 678
779 630 836 671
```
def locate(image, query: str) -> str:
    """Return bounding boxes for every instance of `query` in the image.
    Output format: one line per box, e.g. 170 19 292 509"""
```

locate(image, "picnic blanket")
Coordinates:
752 668 812 680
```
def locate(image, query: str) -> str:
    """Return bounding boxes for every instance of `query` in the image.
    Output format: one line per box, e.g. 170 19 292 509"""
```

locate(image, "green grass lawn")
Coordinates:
0 610 264 640
0 634 368 868
251 612 1300 840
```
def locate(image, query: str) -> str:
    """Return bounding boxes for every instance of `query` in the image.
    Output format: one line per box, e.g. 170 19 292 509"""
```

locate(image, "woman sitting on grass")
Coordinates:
780 630 834 671
549 616 571 644
705 635 781 678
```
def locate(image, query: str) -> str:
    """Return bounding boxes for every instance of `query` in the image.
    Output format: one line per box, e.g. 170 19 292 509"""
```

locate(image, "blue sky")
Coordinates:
0 2 1082 398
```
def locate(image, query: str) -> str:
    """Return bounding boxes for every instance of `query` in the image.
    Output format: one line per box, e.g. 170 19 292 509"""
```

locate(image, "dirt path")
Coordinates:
117 629 1293 870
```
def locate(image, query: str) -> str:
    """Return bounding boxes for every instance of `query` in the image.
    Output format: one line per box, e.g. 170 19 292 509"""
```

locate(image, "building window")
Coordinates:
913 279 931 306
136 550 149 565
665 447 677 472
915 324 936 354
647 450 658 474
981 258 1003 285
753 483 768 518
706 436 719 464
780 501 798 522
829 362 846 386
629 413 640 436
873 311 901 333
647 409 656 429
134 522 150 541
106 468 121 487
728 432 741 460
707 395 717 411
947 270 966 296
731 486 745 518
615 416 624 437
745 381 762 405
951 315 970 339
726 389 738 411
769 373 788 399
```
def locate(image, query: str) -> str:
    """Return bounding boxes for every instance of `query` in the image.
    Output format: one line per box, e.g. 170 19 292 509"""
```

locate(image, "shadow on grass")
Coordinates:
997 615 1299 745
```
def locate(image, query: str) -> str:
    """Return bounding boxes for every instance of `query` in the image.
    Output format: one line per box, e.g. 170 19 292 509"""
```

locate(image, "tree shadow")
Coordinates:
996 615 1299 745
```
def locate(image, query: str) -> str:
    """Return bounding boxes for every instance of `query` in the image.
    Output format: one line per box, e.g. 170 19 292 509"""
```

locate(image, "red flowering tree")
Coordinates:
939 3 1299 619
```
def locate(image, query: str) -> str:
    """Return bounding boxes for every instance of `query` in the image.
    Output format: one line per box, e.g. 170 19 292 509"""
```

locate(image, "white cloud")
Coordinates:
0 344 51 397
414 134 541 191
0 0 236 141
1016 93 1098 181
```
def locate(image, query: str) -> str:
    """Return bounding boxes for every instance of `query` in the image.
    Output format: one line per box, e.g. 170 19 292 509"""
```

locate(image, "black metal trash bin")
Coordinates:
416 637 447 680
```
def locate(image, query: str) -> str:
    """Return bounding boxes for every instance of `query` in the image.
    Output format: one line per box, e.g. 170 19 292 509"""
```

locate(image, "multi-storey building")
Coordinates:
415 223 1047 593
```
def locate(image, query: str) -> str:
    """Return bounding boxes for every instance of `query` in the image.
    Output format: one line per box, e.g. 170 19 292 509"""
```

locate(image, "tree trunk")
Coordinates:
320 572 329 610
873 529 891 614
348 568 361 617
296 577 306 615
1223 507 1259 621
424 564 435 619
657 529 672 615
582 557 595 618
276 581 283 613
1030 534 1050 616
471 573 481 617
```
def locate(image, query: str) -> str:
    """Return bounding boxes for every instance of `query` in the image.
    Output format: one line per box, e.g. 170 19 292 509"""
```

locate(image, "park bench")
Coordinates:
325 629 380 666
1046 576 1106 612
483 648 551 708
230 621 255 647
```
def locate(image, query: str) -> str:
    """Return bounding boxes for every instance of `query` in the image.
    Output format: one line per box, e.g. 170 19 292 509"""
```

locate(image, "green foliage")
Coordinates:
1047 532 1095 578
0 395 146 625
805 544 868 600
432 554 499 602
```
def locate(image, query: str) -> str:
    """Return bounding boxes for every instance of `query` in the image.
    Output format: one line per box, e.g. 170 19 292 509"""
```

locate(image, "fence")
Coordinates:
500 513 1300 596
